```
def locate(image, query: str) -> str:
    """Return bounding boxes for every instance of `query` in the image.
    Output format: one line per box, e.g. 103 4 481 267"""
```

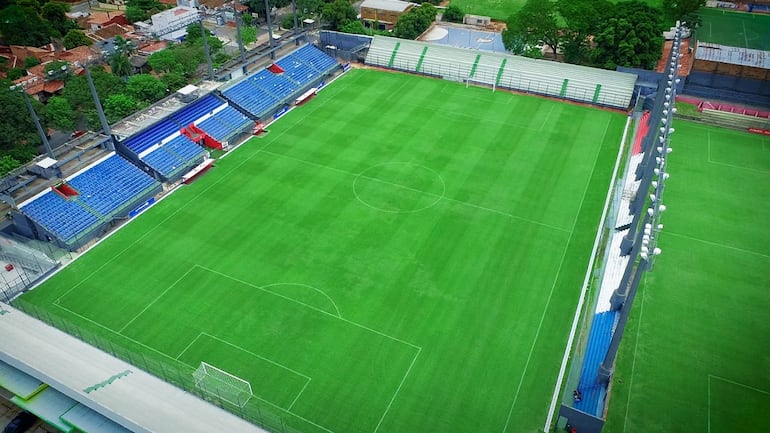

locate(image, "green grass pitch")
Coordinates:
697 8 770 50
18 69 626 433
447 0 661 22
605 123 770 433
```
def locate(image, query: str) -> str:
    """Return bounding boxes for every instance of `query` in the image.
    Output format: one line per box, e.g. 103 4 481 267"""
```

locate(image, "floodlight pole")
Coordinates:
292 0 299 46
20 90 55 158
83 65 115 150
264 0 275 59
234 9 246 64
200 19 215 80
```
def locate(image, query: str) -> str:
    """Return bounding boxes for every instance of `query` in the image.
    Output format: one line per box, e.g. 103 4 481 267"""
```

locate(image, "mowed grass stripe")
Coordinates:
20 69 623 433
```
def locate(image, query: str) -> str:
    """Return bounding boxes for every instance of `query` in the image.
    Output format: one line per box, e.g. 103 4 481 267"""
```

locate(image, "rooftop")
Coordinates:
360 0 415 12
695 42 770 69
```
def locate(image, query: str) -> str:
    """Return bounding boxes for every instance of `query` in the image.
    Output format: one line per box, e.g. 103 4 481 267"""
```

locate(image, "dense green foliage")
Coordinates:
593 1 664 69
125 0 165 23
442 4 464 23
321 0 356 31
43 96 75 131
503 0 664 69
41 1 76 37
503 0 560 58
394 3 436 39
0 5 52 46
0 82 41 169
63 29 93 50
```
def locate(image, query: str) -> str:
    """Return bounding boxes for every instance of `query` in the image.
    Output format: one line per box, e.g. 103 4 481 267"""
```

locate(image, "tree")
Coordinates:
125 6 149 23
125 0 164 22
241 26 258 45
502 0 560 59
126 74 167 103
42 2 75 37
394 3 436 39
7 68 26 80
43 96 75 130
662 0 704 26
442 4 464 23
103 94 139 122
148 48 178 73
0 6 52 46
592 1 665 70
24 57 41 69
63 29 92 49
0 84 41 167
160 71 186 92
61 66 126 128
558 0 612 64
0 155 21 177
321 0 356 31
109 53 132 78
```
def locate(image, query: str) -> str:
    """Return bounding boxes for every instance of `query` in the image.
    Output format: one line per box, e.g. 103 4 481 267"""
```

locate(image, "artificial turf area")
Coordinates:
697 7 770 50
605 122 770 433
17 68 625 433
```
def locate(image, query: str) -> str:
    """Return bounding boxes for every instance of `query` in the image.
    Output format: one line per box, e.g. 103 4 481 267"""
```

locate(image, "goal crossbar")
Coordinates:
193 362 253 408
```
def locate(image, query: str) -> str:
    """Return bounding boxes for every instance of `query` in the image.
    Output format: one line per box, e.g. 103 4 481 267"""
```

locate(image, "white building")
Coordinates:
151 6 200 41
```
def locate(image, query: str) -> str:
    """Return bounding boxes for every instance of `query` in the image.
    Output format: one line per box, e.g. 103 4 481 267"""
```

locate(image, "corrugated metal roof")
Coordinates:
361 0 414 12
695 42 770 69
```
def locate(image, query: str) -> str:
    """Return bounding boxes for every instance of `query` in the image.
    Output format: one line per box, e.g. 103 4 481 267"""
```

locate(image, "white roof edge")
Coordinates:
0 303 269 433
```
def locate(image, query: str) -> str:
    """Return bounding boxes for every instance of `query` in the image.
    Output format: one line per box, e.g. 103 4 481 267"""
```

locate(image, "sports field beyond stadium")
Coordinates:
605 123 770 433
18 69 624 433
698 7 770 50
447 0 662 22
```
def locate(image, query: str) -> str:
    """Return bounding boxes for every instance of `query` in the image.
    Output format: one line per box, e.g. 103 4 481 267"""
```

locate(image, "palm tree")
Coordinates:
110 36 137 78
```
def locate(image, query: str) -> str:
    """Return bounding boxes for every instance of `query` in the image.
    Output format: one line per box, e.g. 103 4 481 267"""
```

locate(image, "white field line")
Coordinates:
118 266 197 333
707 374 770 433
542 114 631 432
666 231 770 259
621 275 648 433
372 347 421 433
504 114 612 433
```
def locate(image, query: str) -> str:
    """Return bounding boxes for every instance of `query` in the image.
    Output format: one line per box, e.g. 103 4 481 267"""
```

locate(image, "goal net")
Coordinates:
465 77 496 92
193 362 253 407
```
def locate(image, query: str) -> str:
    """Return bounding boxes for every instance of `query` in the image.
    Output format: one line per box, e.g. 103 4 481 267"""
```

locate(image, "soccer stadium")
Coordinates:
0 20 768 433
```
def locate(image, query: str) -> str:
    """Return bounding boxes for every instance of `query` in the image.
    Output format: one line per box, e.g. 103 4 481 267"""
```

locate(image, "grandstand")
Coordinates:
14 153 161 251
364 36 637 108
221 44 342 119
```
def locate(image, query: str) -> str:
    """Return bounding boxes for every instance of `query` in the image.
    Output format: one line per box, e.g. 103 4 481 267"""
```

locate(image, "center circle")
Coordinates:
353 162 446 213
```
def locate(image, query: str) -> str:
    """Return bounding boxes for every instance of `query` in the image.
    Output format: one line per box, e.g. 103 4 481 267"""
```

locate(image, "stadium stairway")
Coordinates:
573 310 618 417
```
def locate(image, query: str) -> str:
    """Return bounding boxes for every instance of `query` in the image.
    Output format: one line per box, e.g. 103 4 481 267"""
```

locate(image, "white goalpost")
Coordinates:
465 76 496 92
193 362 254 408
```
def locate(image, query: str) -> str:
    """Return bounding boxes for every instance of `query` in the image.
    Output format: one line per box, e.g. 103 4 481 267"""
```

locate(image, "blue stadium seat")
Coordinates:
172 94 225 127
123 120 180 154
141 135 205 178
223 81 279 117
573 311 617 417
20 155 160 242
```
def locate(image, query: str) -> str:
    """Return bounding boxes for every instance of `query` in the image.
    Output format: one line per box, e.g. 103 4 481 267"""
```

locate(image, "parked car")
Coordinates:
2 411 37 433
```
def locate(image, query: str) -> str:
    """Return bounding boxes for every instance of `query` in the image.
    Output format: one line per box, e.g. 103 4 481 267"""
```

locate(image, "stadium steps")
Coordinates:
592 84 602 104
415 46 429 72
469 53 481 78
560 79 569 97
574 310 618 417
388 41 401 68
495 58 507 87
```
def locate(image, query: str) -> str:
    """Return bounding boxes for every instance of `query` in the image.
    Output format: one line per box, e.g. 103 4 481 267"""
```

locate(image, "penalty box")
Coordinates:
121 265 420 433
